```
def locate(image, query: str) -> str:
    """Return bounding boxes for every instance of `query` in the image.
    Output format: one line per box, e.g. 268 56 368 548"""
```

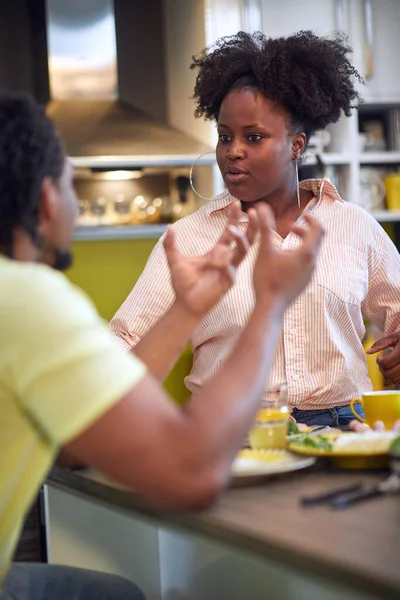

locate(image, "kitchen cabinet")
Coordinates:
348 0 400 103
257 0 400 224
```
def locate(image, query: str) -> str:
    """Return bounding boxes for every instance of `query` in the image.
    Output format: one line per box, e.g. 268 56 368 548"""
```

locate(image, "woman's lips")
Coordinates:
225 171 249 183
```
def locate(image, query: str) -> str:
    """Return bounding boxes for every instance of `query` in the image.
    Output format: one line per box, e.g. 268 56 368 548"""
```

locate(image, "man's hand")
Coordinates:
366 332 400 386
163 201 257 318
252 204 324 306
350 419 400 433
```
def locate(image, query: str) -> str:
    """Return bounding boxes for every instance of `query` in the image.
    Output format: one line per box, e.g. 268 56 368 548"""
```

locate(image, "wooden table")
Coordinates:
47 466 400 600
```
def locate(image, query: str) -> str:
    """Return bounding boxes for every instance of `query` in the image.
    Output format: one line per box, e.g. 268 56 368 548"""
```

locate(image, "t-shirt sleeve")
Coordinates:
6 268 146 446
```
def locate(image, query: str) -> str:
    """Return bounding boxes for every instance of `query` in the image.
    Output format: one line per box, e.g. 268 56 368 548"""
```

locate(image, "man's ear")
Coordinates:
37 177 57 236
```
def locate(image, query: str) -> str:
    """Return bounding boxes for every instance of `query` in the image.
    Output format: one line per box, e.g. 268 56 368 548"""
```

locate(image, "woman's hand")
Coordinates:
163 201 257 318
366 332 400 386
350 419 400 433
252 204 324 307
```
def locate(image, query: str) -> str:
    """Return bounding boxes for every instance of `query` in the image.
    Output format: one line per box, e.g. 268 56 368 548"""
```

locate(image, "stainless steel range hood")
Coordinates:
45 0 212 168
47 99 213 169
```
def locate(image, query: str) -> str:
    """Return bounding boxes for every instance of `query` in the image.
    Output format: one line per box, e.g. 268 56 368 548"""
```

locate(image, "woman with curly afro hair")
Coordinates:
112 31 400 428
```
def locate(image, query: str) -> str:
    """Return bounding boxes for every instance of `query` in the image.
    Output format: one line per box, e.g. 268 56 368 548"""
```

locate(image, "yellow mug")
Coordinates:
350 390 400 429
384 174 400 211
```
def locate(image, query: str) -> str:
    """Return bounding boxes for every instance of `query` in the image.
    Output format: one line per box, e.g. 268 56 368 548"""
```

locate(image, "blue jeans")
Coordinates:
1 563 146 600
291 404 365 428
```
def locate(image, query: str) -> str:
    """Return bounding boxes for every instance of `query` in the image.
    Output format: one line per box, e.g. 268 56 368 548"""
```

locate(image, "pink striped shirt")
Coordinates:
110 179 400 409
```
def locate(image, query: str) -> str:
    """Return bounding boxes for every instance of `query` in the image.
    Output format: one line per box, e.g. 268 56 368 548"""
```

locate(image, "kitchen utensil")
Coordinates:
300 475 400 509
90 196 112 225
172 176 193 221
288 425 333 442
330 473 400 509
301 482 364 506
152 194 171 223
112 193 133 225
132 194 159 224
301 436 400 508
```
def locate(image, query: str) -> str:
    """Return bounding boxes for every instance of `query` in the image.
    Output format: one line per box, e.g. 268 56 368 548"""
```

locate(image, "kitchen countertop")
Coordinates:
73 224 167 241
48 466 400 599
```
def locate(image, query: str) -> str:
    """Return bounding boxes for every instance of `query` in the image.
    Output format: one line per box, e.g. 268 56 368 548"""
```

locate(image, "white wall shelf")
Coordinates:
73 224 167 242
371 211 400 223
320 153 353 165
359 152 400 165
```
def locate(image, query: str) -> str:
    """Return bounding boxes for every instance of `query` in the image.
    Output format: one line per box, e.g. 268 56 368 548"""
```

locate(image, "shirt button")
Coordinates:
292 373 300 381
290 328 297 335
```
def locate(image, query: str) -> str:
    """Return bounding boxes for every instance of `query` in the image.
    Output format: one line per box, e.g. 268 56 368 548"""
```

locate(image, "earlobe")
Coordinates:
292 148 301 161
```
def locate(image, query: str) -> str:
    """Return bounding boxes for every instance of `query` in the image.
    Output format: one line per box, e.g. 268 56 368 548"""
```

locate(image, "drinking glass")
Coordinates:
249 385 289 450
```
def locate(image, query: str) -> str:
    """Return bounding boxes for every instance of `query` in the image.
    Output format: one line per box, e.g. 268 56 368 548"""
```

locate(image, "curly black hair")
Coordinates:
0 90 65 257
191 30 363 139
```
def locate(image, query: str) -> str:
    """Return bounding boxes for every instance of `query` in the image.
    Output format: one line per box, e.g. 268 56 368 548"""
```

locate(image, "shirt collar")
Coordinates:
206 179 343 217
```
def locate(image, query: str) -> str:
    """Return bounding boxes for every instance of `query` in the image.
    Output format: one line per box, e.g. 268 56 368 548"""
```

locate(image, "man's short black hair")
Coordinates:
0 90 65 256
191 30 363 139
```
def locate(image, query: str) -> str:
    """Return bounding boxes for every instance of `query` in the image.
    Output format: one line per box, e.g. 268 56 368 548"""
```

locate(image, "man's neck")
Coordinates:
1 229 41 263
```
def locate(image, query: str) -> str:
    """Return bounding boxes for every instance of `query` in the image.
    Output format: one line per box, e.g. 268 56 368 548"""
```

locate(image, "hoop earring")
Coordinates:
294 158 301 209
189 151 220 201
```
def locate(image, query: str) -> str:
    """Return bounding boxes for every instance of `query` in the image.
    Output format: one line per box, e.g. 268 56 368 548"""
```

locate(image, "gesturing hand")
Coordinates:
163 201 257 318
366 332 400 386
252 204 324 307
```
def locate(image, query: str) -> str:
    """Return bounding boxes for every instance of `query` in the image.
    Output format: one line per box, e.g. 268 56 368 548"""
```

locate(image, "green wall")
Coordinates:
66 238 192 404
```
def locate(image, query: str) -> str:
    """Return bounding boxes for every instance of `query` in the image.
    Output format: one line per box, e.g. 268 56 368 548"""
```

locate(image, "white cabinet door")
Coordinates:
349 0 400 102
260 0 337 38
260 0 400 103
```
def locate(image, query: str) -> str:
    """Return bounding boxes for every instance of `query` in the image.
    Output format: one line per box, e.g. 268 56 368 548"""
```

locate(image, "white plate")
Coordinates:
231 452 316 485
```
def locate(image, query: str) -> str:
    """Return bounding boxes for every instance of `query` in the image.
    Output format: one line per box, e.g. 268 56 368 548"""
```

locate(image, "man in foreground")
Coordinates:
0 91 323 599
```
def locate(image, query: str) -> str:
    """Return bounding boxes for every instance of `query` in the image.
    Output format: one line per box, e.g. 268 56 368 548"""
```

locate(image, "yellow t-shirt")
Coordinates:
0 257 146 582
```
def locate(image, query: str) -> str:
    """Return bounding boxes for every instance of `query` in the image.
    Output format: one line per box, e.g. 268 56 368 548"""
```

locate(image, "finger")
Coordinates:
255 203 275 255
349 419 370 433
245 208 259 247
376 345 400 369
366 335 399 354
231 227 251 268
392 419 400 433
163 227 180 267
378 363 400 385
297 423 311 432
372 420 386 431
218 201 241 246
